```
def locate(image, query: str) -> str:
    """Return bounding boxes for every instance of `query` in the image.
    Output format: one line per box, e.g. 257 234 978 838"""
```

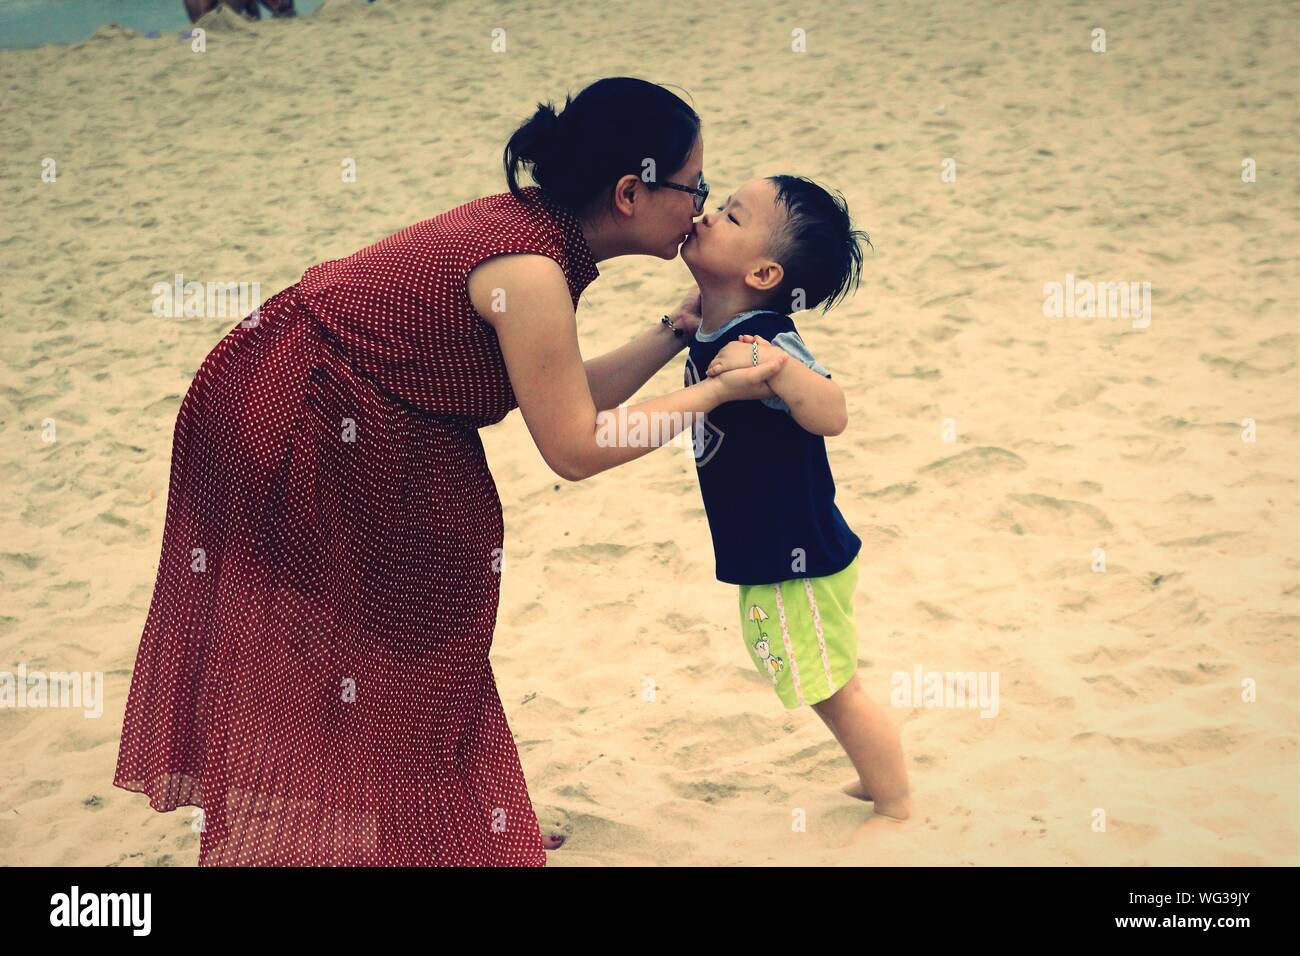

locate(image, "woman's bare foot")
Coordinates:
536 805 570 851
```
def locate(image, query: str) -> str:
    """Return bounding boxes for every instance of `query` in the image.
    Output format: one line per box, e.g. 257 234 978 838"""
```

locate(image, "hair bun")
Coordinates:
529 104 565 163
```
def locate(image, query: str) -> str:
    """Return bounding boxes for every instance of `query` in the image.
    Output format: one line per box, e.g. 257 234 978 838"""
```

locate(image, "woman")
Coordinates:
112 76 787 866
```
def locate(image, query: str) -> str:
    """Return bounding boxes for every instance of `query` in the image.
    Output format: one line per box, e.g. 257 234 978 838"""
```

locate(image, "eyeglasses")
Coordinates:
659 171 709 214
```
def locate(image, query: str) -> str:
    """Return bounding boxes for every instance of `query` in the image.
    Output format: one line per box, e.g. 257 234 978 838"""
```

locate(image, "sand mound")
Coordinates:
72 24 140 47
193 6 258 33
311 0 395 21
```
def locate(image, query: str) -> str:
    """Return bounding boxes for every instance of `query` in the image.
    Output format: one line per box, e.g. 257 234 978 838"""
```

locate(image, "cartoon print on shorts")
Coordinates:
746 603 784 682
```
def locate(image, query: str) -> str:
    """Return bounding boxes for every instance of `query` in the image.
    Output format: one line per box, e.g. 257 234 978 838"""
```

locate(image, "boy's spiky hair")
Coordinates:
761 175 872 315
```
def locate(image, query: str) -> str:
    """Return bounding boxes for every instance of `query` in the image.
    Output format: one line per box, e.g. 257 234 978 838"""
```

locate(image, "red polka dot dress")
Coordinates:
113 185 599 866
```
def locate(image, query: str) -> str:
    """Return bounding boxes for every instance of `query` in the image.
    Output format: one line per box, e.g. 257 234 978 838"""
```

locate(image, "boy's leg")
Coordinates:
811 674 912 820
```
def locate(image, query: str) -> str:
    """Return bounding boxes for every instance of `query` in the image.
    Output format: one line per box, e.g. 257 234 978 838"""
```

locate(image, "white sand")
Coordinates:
0 0 1296 865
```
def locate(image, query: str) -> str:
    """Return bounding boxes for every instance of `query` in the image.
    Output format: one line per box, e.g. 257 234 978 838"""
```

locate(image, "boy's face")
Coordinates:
681 177 785 296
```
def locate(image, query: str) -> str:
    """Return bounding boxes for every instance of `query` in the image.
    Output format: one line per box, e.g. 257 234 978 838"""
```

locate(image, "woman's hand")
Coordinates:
667 288 703 339
705 334 779 377
708 351 789 404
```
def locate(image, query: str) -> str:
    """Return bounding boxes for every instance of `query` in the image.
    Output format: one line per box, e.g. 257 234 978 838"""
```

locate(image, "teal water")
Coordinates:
0 0 327 50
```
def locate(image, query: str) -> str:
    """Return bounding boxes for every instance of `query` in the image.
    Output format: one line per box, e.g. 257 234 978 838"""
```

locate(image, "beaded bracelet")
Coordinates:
661 314 685 338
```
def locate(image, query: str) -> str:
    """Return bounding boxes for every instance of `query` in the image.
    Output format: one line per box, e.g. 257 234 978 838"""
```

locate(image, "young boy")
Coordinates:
678 174 911 821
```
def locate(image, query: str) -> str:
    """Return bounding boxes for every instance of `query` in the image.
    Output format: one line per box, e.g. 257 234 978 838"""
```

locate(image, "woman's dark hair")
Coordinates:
761 175 873 315
503 77 701 217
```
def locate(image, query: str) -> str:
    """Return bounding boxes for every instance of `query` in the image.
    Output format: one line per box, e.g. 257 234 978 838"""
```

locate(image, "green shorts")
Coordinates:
737 556 860 709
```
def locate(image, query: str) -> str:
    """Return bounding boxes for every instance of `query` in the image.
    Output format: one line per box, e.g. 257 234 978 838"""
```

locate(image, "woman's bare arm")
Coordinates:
468 253 784 480
582 321 688 411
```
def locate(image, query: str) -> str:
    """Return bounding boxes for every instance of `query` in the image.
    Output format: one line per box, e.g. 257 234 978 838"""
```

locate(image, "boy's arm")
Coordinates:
764 357 848 436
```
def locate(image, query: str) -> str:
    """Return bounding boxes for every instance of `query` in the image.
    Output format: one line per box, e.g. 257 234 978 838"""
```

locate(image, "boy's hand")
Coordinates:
705 334 780 377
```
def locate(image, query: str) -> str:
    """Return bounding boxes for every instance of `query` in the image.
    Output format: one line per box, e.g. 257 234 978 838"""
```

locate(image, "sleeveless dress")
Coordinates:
112 185 599 866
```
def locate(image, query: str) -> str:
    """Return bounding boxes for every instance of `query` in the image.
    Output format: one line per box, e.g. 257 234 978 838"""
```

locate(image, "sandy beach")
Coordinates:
0 0 1296 866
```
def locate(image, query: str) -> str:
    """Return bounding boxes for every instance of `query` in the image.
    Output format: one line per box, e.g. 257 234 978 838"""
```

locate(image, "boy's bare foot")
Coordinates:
871 797 912 822
841 780 912 821
841 780 872 801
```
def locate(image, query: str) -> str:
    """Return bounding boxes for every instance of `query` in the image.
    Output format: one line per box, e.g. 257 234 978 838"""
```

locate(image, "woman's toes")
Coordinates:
534 804 571 850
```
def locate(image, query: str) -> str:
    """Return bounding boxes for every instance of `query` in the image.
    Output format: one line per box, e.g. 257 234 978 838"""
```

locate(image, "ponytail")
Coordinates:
503 102 566 196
